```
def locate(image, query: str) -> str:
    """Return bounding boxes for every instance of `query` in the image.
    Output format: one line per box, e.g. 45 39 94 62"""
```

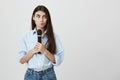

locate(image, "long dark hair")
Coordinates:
31 5 56 54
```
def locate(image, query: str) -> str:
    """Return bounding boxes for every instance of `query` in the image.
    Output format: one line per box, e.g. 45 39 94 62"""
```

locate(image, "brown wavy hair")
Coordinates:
31 5 56 54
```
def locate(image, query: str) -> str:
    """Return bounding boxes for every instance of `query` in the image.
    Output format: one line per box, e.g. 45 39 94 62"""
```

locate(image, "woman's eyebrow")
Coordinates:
36 14 46 16
36 14 40 16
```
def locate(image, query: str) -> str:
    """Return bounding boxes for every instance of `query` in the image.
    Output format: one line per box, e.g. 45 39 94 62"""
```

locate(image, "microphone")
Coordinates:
37 29 42 54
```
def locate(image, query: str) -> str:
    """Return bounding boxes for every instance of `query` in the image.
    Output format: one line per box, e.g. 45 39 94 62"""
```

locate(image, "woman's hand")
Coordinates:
34 42 56 63
34 42 46 53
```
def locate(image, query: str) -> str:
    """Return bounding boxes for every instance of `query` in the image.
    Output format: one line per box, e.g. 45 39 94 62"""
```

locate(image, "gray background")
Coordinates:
0 0 120 80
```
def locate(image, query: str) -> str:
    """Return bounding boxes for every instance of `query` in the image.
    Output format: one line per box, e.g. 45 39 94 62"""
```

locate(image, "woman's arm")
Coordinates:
43 49 56 63
20 49 38 64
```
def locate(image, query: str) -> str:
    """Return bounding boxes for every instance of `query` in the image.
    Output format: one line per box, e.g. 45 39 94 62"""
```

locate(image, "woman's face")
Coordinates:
33 10 47 30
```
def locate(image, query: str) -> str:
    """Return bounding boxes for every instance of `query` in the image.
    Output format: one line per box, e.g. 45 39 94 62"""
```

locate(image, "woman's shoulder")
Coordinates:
54 33 59 38
54 33 62 41
20 30 33 39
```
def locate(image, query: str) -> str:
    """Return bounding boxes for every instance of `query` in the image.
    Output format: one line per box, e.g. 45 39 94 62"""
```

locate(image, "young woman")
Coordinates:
18 5 64 80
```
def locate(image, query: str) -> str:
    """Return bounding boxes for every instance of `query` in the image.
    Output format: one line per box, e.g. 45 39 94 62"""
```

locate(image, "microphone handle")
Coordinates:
38 52 41 54
38 37 41 54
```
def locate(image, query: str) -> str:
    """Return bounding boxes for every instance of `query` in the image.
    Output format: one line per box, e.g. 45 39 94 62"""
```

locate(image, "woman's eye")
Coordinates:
36 15 40 18
43 15 47 19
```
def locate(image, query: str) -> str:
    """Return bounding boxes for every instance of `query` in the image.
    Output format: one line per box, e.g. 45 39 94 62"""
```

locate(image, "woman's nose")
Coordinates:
40 17 43 21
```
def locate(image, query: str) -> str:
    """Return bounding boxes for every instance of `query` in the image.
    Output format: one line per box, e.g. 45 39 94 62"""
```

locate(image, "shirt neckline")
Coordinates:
33 28 47 37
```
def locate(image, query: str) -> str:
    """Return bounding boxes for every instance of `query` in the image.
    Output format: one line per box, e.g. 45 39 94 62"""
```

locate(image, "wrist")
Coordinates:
43 49 47 55
30 49 36 54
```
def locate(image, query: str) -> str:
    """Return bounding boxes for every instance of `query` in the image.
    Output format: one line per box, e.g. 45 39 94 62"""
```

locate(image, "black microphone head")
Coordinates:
37 29 42 35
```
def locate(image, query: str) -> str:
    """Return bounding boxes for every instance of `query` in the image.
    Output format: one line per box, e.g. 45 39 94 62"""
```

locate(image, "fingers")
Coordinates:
36 42 45 47
34 42 42 51
34 45 39 52
35 42 41 47
34 42 45 53
42 42 45 45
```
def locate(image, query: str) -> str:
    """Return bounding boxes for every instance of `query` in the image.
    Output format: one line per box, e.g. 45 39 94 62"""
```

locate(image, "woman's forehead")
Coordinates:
35 11 46 15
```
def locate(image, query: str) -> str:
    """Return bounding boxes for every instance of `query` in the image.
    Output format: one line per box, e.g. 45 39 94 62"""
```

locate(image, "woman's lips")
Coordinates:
40 23 44 25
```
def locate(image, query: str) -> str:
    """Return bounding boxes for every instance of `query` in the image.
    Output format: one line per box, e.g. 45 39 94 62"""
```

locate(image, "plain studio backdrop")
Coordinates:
0 0 120 80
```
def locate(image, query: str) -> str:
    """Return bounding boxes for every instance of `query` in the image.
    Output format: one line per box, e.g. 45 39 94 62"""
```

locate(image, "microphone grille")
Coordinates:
37 29 42 35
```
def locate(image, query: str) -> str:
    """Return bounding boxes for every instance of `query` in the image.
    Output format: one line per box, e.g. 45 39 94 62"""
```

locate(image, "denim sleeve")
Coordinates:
52 34 64 66
18 34 27 62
